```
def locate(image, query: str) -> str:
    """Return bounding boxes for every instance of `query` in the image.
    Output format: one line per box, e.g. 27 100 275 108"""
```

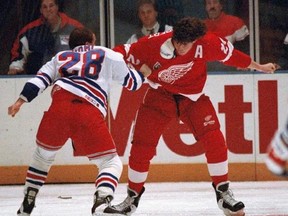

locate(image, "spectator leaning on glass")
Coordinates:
203 0 249 45
126 0 172 44
7 0 83 75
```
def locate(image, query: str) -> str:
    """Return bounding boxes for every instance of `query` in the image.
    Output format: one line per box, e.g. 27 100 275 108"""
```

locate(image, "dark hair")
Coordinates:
69 27 94 49
137 0 157 12
204 0 226 5
172 17 207 43
41 0 59 5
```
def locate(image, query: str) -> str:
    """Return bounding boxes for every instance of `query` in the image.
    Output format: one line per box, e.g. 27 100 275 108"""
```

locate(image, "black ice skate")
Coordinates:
110 187 145 216
17 187 39 216
213 182 245 216
91 191 126 216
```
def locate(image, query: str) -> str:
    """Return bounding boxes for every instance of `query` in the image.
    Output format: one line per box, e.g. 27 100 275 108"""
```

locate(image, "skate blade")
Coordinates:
228 208 245 216
93 213 126 216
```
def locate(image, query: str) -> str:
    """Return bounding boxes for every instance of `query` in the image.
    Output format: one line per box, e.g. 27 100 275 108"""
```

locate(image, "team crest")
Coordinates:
158 61 194 84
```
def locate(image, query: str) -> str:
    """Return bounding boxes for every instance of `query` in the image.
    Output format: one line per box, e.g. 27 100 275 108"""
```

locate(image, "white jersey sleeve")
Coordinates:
19 55 59 102
107 49 144 91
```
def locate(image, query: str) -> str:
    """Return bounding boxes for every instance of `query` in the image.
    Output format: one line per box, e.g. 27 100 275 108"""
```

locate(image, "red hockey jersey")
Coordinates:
114 31 251 95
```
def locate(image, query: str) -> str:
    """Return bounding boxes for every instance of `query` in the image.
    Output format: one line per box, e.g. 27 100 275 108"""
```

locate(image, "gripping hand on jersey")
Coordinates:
8 98 26 117
265 122 288 176
139 64 152 77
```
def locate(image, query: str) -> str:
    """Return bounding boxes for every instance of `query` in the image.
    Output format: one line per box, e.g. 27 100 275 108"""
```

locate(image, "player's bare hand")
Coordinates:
7 68 24 75
8 104 20 117
8 98 25 117
139 64 152 77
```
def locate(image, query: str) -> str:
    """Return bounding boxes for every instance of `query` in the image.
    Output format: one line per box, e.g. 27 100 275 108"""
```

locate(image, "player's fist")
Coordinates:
7 68 24 75
139 64 152 77
8 98 26 117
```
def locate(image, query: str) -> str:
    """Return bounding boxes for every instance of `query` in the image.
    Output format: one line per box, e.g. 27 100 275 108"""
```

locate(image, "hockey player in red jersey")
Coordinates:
112 17 278 216
8 27 150 216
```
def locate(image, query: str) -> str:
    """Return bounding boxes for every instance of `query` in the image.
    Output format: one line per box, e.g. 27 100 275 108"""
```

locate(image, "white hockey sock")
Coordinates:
91 154 122 197
24 146 57 191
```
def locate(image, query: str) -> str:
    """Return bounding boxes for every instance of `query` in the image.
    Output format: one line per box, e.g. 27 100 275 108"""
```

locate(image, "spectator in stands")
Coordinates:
204 0 249 45
7 0 83 75
126 0 172 44
203 0 249 71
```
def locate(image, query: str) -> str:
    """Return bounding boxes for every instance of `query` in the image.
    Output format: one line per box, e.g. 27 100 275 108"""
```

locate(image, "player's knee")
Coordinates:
31 146 57 171
36 146 57 160
200 130 227 161
93 154 123 177
130 143 156 163
199 129 225 147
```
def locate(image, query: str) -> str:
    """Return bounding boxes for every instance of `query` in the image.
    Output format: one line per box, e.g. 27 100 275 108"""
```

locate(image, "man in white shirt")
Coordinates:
126 0 172 44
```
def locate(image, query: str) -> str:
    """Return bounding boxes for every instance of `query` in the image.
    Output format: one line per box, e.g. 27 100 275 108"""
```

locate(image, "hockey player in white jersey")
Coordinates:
266 116 288 176
8 27 151 216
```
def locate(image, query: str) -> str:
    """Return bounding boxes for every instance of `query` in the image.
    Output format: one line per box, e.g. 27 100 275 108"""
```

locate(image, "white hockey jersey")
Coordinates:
20 45 144 117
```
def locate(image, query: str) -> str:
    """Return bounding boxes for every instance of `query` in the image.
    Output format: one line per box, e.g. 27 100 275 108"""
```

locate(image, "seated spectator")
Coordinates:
7 0 83 75
126 0 172 44
204 0 249 44
203 0 249 71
